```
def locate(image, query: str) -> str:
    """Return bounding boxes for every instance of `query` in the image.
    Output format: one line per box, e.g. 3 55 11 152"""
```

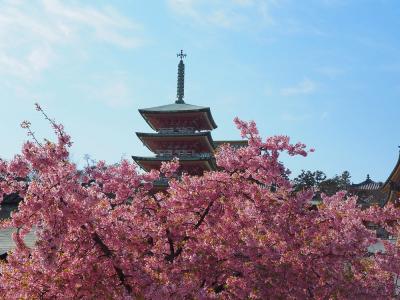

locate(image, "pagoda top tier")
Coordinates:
139 102 217 131
138 51 217 132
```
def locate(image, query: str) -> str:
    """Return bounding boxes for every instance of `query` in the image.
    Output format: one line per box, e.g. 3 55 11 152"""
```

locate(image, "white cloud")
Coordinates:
167 0 328 36
42 0 141 48
79 72 134 108
379 63 400 73
281 112 311 122
232 0 255 6
281 111 328 122
320 111 329 120
102 81 133 108
317 67 346 78
167 0 278 29
0 0 143 80
321 0 347 6
281 78 317 96
27 46 55 73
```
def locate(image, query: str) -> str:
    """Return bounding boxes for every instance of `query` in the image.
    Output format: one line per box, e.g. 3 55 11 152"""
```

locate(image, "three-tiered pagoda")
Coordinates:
133 51 237 188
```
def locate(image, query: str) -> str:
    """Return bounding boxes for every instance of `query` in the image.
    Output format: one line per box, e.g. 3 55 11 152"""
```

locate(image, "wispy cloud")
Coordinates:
317 67 347 78
379 63 400 73
281 112 311 122
166 0 331 39
280 78 317 96
0 0 143 80
281 111 328 122
100 81 133 108
320 111 329 120
79 72 135 108
167 0 279 29
320 0 348 6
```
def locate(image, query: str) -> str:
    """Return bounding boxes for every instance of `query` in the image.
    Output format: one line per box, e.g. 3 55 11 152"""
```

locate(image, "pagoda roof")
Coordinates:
139 102 217 130
132 155 214 162
132 155 216 173
137 131 213 138
136 131 215 153
350 175 382 191
139 102 209 112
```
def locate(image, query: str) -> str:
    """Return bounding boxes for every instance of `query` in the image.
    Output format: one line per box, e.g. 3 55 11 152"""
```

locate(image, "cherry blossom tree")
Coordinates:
0 104 399 299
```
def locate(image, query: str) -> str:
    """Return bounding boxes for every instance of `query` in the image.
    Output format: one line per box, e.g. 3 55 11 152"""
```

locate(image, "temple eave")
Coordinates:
138 108 217 131
136 132 215 153
132 156 216 173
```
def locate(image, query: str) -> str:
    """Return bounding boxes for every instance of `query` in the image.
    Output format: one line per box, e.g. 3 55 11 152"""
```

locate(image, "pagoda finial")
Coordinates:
176 50 186 104
177 49 186 60
367 174 370 180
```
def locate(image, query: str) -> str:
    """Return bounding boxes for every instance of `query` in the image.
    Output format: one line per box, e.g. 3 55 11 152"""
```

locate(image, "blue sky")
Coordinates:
0 0 399 183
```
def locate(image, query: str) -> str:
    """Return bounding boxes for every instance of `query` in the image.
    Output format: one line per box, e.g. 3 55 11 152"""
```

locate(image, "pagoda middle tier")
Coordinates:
132 102 218 176
132 155 216 176
136 132 215 154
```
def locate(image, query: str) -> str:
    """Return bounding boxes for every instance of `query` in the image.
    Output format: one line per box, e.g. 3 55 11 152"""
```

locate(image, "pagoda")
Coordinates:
348 174 385 208
132 51 220 186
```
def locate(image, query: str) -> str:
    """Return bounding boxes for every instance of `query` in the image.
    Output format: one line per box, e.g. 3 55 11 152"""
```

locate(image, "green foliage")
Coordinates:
293 170 351 197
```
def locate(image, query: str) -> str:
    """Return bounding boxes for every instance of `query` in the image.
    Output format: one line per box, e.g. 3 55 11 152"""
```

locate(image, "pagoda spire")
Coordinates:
176 50 186 104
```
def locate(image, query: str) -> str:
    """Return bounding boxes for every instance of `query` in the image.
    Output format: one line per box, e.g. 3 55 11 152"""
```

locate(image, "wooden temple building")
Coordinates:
349 151 400 208
132 51 246 189
381 153 400 205
348 174 385 207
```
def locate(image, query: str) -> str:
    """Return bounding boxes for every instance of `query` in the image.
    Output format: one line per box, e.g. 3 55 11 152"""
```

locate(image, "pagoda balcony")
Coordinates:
158 127 198 134
155 151 212 159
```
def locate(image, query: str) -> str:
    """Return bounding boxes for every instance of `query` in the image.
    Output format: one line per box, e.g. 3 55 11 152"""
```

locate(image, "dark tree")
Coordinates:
293 170 351 198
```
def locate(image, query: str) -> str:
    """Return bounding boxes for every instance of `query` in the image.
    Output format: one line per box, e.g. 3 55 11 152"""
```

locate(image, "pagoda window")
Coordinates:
156 149 205 157
198 152 212 158
159 128 174 134
174 149 194 156
156 150 173 157
158 127 196 134
175 127 195 133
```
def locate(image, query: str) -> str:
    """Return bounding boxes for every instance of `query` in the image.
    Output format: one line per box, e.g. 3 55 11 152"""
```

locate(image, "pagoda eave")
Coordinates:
138 106 217 131
132 155 216 174
136 132 215 153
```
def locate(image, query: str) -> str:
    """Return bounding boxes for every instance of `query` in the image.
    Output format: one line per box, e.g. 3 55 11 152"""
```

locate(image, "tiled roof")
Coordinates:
138 102 218 130
350 175 383 191
139 102 209 112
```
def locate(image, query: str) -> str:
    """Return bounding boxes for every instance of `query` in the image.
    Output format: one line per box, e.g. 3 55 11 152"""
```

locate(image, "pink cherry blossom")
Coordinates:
0 109 398 299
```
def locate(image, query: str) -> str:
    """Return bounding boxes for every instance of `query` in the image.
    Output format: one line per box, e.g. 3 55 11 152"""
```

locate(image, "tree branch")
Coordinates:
92 232 132 294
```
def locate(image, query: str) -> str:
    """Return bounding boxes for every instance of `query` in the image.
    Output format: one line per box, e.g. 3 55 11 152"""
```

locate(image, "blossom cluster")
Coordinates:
0 111 399 299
